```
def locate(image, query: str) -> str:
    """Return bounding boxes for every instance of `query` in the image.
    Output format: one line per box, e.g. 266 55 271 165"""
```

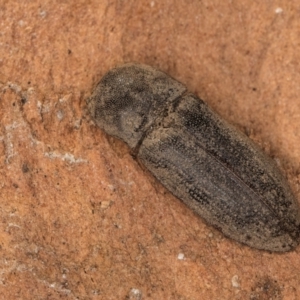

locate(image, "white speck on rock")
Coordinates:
8 82 22 93
27 87 35 94
56 110 64 121
100 201 111 209
18 20 25 27
74 119 81 129
177 253 185 260
231 275 240 288
44 151 87 164
39 10 47 18
47 282 71 294
275 7 283 14
7 223 21 229
129 288 142 300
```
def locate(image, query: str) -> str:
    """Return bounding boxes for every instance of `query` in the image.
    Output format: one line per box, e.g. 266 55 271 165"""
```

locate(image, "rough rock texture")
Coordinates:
1 1 300 299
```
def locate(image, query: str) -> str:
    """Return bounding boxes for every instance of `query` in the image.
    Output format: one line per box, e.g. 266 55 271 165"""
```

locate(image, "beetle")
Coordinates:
88 63 300 252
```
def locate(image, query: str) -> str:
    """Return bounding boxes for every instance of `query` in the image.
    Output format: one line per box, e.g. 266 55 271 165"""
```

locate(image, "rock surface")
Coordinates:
1 1 300 299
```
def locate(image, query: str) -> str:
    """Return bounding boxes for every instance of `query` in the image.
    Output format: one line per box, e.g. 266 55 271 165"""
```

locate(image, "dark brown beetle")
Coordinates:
88 63 300 252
